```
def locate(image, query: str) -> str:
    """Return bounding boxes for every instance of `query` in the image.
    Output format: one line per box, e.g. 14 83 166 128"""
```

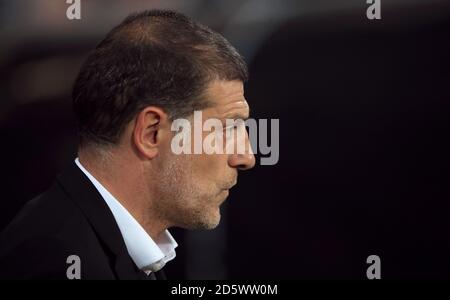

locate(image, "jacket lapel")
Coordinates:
56 161 141 280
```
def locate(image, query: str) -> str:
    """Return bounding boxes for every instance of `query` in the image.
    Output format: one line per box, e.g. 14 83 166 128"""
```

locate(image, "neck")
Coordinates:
78 147 168 240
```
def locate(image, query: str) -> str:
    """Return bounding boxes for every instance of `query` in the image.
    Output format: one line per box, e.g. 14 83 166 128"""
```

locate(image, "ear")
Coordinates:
133 106 169 159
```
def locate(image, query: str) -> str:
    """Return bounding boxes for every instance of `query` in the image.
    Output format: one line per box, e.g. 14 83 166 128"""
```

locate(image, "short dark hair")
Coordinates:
73 9 248 146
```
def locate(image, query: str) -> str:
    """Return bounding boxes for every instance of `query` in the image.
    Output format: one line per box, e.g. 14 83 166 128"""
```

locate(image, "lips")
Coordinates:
224 180 237 190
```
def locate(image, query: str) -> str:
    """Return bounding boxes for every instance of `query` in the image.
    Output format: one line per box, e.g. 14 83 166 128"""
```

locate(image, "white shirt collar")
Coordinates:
74 158 177 273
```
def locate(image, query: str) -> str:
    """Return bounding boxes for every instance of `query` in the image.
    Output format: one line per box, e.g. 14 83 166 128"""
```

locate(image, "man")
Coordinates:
0 9 254 280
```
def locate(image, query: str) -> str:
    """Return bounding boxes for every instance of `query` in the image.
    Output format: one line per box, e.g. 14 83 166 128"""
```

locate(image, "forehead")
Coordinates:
203 80 249 119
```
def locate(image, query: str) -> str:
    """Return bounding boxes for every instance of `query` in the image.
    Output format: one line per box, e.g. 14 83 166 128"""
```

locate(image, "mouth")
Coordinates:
216 174 238 196
220 189 230 202
224 179 237 191
217 180 237 197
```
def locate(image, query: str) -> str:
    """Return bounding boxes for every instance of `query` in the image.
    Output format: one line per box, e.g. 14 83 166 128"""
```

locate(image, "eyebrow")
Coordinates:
224 110 250 121
222 100 250 120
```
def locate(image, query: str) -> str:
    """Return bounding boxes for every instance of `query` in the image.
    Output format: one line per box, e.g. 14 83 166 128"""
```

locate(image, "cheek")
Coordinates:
181 155 227 197
196 153 229 177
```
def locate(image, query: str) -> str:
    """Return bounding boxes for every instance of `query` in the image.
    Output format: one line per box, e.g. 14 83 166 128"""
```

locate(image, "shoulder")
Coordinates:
1 182 86 243
0 182 114 279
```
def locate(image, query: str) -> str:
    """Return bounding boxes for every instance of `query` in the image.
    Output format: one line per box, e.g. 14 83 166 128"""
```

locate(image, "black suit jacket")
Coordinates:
0 161 164 280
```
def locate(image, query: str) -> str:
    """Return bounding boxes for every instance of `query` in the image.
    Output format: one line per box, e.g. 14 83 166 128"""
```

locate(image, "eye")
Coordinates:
224 124 239 134
224 119 245 134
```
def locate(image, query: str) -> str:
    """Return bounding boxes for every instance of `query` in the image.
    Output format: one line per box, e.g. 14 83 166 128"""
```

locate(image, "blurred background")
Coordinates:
1 0 450 279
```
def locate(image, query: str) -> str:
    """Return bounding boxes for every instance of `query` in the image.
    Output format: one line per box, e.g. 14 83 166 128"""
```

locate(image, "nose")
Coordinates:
228 133 256 170
228 152 256 170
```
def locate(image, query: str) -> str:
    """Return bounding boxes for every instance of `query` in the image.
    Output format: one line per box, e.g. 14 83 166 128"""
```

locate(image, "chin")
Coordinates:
194 207 222 230
175 199 223 230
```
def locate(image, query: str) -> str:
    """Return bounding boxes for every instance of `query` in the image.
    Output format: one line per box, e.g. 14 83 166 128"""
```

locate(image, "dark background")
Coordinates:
1 0 449 279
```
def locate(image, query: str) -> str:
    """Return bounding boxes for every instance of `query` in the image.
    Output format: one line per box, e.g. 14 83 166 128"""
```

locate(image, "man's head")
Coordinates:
73 10 255 231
